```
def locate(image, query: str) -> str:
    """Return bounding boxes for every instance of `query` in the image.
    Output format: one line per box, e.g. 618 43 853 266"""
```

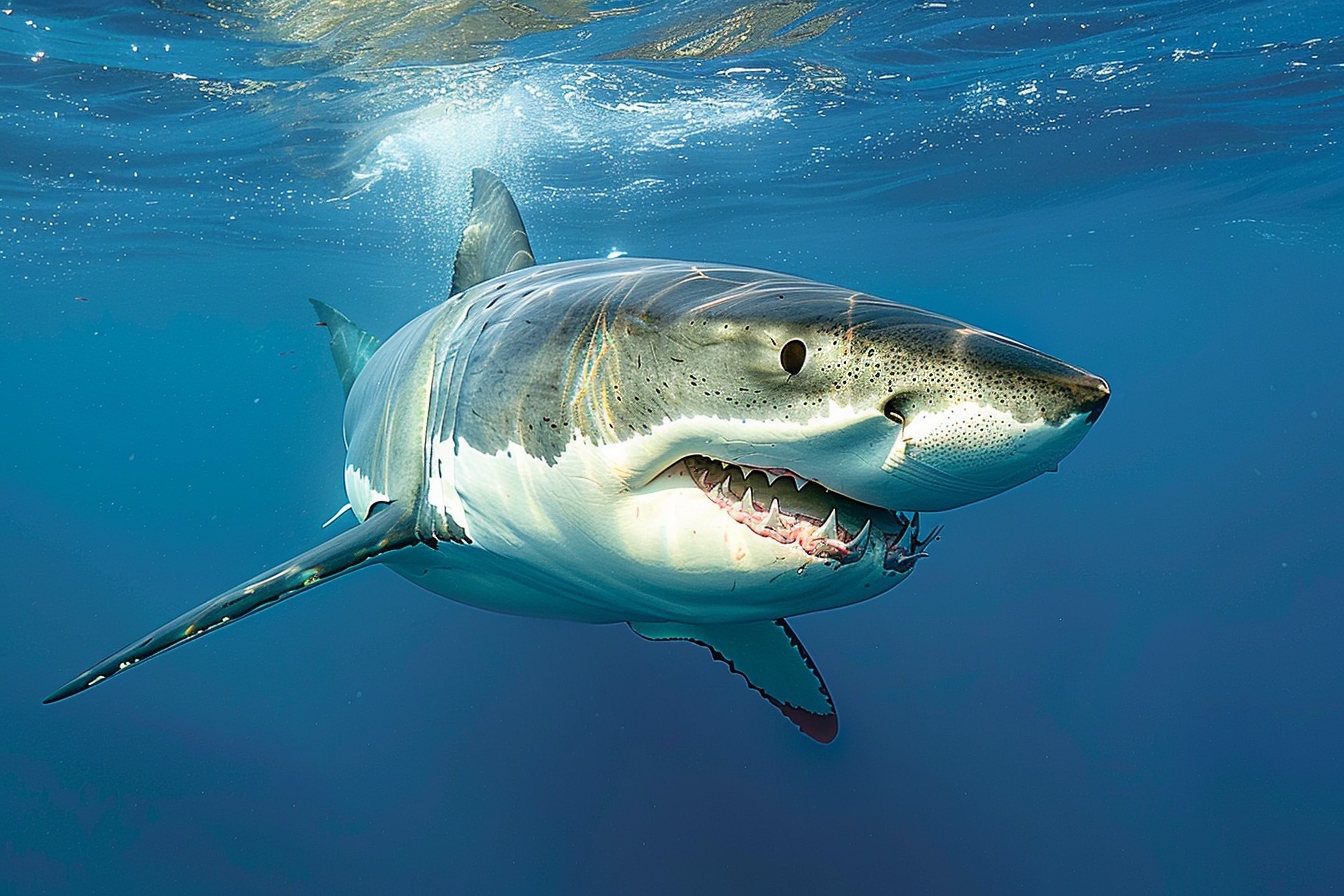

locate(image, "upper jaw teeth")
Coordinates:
701 460 816 494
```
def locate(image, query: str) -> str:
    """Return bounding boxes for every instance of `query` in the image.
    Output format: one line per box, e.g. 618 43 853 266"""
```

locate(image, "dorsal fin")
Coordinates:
450 168 535 295
311 299 382 398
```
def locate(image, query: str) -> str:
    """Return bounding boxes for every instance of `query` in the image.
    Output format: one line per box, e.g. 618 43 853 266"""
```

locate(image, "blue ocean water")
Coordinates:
2 0 1341 892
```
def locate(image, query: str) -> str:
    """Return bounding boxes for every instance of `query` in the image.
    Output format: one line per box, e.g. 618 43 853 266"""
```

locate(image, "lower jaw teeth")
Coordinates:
762 498 784 531
881 512 943 573
719 491 870 563
688 456 937 568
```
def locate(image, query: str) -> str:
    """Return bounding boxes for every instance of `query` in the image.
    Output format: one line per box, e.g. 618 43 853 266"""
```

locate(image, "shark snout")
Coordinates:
1075 374 1110 424
858 331 1110 511
958 329 1109 428
1036 362 1109 426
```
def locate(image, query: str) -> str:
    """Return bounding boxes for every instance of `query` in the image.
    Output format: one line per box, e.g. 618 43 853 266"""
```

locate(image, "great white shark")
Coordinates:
46 170 1109 741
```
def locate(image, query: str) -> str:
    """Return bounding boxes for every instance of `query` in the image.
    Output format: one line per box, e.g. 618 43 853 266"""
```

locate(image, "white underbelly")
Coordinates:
380 542 630 623
412 426 913 624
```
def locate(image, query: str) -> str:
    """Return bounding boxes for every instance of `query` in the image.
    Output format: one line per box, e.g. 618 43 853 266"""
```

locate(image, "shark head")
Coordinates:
432 259 1109 621
608 276 1111 511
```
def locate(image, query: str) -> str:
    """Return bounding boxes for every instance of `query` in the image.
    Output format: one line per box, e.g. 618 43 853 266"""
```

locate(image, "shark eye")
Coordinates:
780 339 807 375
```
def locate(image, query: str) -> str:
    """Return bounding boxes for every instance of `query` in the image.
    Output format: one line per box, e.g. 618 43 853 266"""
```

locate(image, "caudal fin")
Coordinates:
44 503 420 703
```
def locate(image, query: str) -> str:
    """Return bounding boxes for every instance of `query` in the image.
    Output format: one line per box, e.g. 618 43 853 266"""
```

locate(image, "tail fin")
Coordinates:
44 503 419 703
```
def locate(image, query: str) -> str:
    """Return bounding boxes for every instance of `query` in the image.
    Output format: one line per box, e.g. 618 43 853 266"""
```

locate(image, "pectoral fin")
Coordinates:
44 503 420 704
311 299 382 398
629 619 838 743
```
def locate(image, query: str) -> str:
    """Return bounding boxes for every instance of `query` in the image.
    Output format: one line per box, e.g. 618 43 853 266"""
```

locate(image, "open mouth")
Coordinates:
676 455 942 572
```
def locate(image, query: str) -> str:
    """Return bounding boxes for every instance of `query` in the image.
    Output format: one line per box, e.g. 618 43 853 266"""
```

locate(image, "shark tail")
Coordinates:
44 503 420 704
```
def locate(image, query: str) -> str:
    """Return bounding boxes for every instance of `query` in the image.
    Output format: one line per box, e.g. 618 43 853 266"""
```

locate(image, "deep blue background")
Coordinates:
3 1 1342 893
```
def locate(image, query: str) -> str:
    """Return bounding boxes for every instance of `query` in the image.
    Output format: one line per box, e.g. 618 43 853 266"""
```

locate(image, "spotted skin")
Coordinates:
445 259 1103 463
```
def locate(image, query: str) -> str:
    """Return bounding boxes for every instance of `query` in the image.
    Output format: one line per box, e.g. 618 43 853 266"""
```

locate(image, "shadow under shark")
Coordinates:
46 170 1109 742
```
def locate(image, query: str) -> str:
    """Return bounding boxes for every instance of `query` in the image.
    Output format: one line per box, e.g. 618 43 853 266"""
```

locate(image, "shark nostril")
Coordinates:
882 395 907 427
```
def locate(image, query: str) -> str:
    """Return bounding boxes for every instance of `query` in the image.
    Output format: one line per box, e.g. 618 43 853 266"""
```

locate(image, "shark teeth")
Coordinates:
882 511 943 574
681 454 932 569
696 468 873 566
848 518 871 546
815 509 838 541
837 519 872 566
701 460 814 494
763 498 784 531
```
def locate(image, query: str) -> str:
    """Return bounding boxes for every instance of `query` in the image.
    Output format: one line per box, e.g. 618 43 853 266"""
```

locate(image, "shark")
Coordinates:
46 170 1109 741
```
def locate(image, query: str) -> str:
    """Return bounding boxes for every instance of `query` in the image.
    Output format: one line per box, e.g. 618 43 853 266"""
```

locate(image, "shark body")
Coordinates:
47 171 1109 741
